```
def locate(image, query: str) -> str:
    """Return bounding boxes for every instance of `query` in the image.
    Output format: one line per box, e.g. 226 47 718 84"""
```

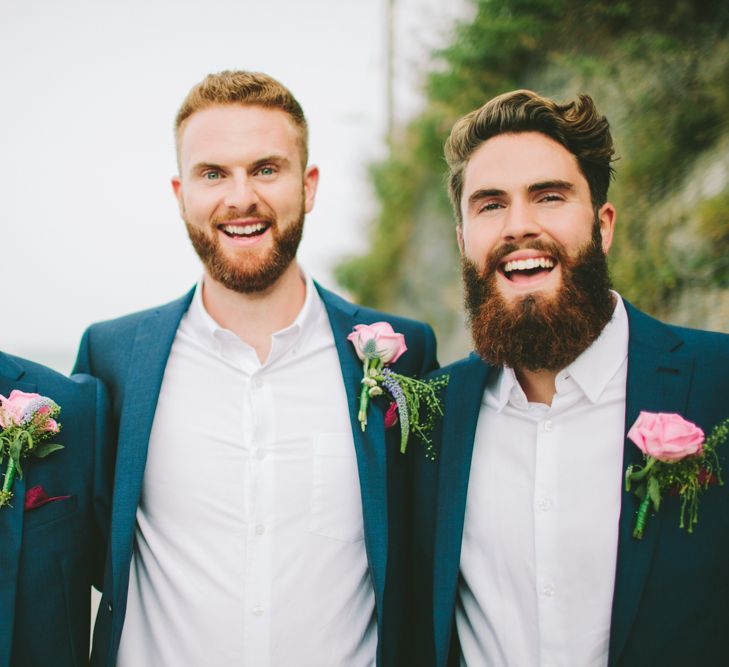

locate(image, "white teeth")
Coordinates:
221 223 267 236
503 257 555 273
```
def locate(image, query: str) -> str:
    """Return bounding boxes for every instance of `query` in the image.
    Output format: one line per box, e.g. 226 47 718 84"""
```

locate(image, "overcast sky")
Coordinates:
0 0 467 372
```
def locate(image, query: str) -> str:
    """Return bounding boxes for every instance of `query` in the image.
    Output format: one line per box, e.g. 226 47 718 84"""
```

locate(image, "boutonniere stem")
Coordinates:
0 391 64 508
625 412 727 539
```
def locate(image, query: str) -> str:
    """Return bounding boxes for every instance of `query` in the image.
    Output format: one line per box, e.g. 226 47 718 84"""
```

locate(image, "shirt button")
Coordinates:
537 497 553 511
544 420 554 432
255 377 264 389
255 524 265 535
107 602 113 613
255 448 266 461
253 605 264 616
542 583 556 597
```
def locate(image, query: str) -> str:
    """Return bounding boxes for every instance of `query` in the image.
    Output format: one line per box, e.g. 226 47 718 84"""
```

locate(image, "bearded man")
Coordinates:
74 71 437 667
412 90 729 666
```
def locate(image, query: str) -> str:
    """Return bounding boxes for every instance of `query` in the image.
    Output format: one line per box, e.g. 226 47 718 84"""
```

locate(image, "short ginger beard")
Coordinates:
462 224 615 372
185 202 305 294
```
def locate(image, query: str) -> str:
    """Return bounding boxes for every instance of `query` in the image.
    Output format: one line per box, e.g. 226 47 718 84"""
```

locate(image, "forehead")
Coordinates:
462 131 587 196
178 104 302 165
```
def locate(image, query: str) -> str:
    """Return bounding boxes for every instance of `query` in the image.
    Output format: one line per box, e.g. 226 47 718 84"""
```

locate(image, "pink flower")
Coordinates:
627 411 705 462
0 390 39 427
0 390 59 431
347 322 407 364
384 402 399 429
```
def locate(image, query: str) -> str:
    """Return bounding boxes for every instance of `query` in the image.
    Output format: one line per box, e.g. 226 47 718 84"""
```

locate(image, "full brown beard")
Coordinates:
185 200 305 294
462 224 615 371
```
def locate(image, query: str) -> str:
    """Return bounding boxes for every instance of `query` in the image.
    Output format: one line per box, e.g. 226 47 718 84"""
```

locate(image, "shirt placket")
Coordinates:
533 406 564 664
242 369 274 665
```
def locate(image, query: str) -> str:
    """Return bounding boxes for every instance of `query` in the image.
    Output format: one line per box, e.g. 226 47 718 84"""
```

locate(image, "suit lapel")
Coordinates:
609 304 693 665
432 354 490 665
0 354 35 667
110 293 193 592
316 285 390 624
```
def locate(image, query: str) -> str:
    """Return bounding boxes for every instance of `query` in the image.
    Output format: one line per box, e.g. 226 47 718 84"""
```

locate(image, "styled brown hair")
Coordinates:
445 90 615 223
175 70 309 166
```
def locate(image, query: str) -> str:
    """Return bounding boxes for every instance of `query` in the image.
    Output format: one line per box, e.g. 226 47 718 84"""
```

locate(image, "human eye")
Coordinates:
537 190 566 204
202 169 223 181
478 201 504 213
255 164 277 177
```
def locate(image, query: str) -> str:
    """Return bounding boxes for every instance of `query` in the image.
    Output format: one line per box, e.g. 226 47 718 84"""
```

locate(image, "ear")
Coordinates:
171 176 185 217
456 223 465 255
303 165 319 214
597 202 616 253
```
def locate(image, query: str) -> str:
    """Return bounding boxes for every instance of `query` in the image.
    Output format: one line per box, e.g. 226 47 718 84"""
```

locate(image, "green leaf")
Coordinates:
33 443 64 459
9 437 22 462
648 475 662 511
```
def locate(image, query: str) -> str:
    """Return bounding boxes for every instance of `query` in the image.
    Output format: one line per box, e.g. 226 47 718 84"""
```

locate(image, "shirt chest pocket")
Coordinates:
308 433 365 542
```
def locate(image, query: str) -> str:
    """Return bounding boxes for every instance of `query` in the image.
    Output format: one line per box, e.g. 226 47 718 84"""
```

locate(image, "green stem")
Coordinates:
0 457 17 507
358 358 370 430
632 492 651 539
628 456 658 484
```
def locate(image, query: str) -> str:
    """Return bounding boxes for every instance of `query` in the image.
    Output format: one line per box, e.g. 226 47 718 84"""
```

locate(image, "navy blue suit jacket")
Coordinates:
73 283 438 667
0 352 111 667
413 302 729 666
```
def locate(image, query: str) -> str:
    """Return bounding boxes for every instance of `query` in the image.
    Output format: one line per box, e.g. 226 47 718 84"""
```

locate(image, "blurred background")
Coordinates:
2 0 728 371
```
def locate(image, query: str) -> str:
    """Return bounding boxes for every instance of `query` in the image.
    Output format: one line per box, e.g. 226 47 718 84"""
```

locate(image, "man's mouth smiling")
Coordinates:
217 221 272 241
498 253 557 286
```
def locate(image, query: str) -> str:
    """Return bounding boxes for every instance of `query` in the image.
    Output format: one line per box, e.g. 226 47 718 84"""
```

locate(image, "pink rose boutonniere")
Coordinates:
625 411 728 539
0 390 64 508
347 322 447 457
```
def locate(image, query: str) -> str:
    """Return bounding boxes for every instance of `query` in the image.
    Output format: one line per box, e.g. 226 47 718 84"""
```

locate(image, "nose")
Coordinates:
501 199 541 242
223 172 259 212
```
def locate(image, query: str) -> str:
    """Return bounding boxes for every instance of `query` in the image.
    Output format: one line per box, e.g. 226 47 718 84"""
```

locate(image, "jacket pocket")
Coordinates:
24 494 78 530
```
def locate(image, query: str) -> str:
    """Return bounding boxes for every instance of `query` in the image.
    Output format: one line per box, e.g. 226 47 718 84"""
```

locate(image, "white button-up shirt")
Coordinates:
457 296 629 667
117 276 376 667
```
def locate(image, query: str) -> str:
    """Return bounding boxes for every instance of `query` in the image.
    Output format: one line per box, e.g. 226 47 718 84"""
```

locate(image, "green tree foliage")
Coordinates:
337 0 729 354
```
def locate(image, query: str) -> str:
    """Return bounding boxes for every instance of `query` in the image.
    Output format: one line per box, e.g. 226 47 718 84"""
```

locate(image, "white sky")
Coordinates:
0 0 467 372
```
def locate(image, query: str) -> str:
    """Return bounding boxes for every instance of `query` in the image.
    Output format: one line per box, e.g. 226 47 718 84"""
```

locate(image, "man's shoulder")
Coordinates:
82 289 195 341
427 352 488 381
625 301 729 359
0 351 100 404
315 282 433 335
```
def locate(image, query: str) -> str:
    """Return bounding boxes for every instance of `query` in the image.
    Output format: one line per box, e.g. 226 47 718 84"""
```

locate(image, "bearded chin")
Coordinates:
185 205 305 294
462 229 615 372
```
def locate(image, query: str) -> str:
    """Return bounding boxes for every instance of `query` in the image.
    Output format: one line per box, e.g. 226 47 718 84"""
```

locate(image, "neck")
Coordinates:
201 261 307 363
515 367 558 406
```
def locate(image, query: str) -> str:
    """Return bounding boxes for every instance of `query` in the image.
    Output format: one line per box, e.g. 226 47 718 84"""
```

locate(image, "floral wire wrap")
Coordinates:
625 417 728 539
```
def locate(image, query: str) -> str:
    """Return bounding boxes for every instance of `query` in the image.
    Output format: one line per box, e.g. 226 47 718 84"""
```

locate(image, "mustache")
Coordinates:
211 207 274 226
480 239 568 276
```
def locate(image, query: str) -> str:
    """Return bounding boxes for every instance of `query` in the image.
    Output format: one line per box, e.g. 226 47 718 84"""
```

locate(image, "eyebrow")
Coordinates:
190 154 291 174
467 188 506 206
191 161 224 173
528 180 574 193
251 154 290 170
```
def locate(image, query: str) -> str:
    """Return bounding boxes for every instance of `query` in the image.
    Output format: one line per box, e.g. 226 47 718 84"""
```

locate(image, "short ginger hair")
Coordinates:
175 70 309 166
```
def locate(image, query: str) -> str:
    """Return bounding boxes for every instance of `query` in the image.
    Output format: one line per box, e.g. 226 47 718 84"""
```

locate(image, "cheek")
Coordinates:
462 226 498 264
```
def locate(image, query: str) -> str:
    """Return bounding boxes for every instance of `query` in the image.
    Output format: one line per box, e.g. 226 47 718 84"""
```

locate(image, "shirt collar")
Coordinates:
561 292 628 404
485 292 629 410
186 270 324 367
